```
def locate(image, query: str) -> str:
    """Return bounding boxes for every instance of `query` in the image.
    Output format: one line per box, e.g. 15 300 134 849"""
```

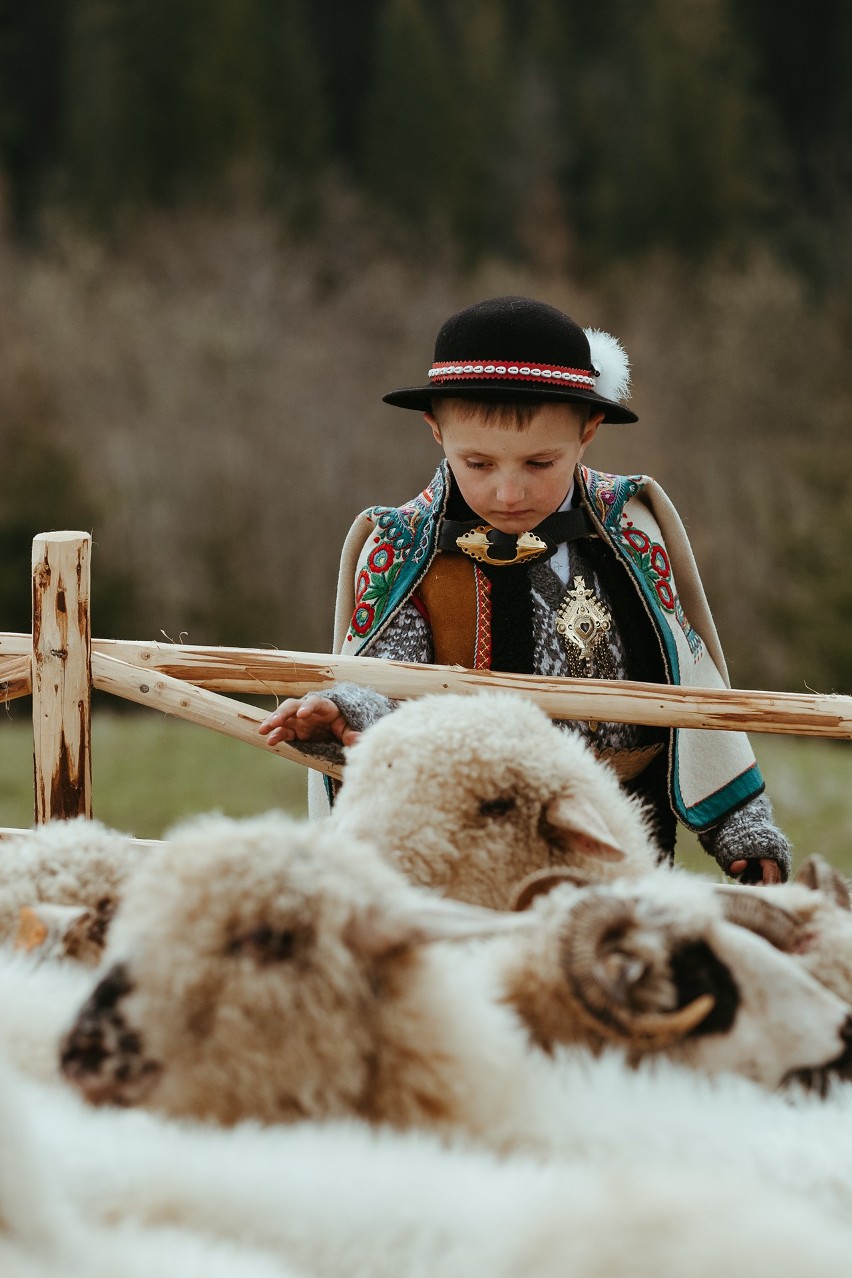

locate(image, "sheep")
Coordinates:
500 867 852 1090
58 811 534 1129
58 811 852 1133
331 690 659 909
711 853 852 1024
0 818 151 963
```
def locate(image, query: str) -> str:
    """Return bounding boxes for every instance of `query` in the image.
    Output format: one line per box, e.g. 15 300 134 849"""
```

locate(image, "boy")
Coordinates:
260 296 790 883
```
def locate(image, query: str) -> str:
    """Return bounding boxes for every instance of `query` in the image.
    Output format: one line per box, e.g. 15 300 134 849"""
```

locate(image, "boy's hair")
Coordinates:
431 397 591 432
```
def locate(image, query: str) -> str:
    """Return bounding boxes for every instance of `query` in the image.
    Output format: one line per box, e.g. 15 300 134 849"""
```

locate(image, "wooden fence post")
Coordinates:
31 532 93 823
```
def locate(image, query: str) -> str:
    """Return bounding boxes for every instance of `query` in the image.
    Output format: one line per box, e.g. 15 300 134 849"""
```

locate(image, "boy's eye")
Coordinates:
463 460 490 470
528 459 556 470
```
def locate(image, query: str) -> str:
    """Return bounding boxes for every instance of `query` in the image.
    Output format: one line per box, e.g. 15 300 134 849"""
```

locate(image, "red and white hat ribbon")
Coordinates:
427 329 631 403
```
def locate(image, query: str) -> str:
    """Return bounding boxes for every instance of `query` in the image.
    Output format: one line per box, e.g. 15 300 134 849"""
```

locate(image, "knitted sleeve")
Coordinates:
698 794 792 881
291 601 432 763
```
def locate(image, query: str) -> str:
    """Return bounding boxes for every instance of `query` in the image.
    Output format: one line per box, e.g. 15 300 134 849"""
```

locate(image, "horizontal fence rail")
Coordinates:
3 633 852 739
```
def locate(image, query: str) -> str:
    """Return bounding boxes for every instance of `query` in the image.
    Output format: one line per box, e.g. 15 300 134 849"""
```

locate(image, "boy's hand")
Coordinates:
728 858 783 886
259 695 362 748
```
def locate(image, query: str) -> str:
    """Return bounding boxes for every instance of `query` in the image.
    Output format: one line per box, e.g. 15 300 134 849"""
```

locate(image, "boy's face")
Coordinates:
426 401 602 534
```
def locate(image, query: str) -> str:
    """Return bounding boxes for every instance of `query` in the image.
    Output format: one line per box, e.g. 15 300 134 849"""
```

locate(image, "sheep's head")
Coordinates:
504 873 852 1090
59 812 526 1125
334 692 657 909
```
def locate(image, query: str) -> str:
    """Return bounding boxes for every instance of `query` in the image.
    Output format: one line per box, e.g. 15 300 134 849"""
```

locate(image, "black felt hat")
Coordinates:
383 295 638 424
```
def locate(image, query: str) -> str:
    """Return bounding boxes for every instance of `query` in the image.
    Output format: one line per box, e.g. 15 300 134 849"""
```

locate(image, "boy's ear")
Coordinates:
580 411 604 449
424 411 442 446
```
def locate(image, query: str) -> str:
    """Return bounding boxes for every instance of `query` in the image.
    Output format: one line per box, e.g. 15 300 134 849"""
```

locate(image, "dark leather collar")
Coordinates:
437 506 595 561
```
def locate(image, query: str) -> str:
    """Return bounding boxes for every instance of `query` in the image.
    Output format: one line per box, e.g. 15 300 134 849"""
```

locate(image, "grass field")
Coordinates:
2 709 850 878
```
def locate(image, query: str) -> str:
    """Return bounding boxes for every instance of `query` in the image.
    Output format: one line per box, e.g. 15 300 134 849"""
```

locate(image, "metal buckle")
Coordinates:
455 527 548 567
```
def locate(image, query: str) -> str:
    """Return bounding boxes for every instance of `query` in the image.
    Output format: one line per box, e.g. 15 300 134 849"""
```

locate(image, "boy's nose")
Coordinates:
495 475 525 505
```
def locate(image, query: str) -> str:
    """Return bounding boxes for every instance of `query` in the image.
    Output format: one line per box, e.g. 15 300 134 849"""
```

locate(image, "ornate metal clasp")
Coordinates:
555 576 612 660
455 527 548 567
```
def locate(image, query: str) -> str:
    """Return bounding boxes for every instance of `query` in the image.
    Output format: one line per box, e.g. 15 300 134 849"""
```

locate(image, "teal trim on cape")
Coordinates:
579 468 682 687
673 762 764 829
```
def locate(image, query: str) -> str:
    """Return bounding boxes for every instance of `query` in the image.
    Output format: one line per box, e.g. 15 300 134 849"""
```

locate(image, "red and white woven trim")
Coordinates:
428 361 597 389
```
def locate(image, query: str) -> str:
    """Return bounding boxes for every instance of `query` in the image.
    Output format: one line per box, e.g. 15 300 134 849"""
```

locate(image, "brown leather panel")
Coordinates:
417 554 479 668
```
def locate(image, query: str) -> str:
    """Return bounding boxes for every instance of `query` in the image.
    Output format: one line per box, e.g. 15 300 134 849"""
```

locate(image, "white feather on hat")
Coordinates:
584 328 631 403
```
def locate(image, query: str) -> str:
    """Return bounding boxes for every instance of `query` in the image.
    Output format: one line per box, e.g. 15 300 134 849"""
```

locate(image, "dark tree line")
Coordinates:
1 0 851 274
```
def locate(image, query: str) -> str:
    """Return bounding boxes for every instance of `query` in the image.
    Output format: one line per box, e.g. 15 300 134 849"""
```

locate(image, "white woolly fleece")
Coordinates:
20 1058 852 1278
584 327 631 403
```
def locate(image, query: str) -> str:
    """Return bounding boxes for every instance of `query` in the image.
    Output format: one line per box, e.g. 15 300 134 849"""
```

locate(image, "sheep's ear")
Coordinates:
344 897 532 960
543 794 627 861
15 903 92 957
795 855 851 910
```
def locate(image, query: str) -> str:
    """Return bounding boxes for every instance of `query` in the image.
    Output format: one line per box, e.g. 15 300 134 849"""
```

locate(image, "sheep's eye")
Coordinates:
478 796 516 819
229 927 297 964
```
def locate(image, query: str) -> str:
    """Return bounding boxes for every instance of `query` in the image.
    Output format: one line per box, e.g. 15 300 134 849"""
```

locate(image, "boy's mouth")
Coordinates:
490 511 536 528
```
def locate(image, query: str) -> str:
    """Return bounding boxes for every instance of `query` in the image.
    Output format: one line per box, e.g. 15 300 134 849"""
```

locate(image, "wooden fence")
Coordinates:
2 531 852 831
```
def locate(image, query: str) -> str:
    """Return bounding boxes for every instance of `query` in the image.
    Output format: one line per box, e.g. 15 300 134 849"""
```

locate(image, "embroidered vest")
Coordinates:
339 461 763 830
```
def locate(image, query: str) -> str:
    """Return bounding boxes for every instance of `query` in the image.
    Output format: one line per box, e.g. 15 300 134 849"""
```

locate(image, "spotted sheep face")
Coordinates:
59 813 525 1125
60 835 391 1123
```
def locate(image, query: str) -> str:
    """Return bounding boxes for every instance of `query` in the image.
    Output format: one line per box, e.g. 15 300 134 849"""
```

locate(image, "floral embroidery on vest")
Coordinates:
346 466 448 647
618 518 704 660
352 542 402 635
582 467 642 529
368 470 444 562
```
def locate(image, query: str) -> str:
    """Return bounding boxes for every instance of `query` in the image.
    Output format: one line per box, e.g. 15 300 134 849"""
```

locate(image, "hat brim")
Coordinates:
382 382 638 424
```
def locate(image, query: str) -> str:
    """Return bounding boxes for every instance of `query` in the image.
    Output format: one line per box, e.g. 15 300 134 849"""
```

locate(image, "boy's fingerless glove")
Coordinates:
290 682 395 764
698 794 791 882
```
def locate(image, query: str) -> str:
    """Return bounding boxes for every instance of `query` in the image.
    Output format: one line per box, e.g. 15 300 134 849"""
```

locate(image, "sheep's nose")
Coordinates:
58 962 136 1088
830 1012 852 1078
784 1012 852 1097
88 961 134 1010
60 1022 111 1079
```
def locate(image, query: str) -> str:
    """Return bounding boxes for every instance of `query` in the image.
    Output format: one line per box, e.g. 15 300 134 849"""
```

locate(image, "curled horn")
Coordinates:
561 892 714 1049
511 866 588 913
712 885 806 951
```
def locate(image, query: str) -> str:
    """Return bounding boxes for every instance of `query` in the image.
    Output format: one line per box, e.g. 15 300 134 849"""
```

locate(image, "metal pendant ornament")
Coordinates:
455 526 548 567
555 576 615 676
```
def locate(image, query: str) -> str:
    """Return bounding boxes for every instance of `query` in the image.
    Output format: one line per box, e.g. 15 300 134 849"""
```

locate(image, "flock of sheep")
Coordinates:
4 690 852 1275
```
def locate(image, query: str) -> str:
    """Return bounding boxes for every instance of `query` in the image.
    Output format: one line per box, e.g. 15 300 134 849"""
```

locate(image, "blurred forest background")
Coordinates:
1 0 851 700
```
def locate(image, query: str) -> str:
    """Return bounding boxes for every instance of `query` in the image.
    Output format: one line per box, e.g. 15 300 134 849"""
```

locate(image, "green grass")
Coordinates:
1 711 850 877
0 707 308 837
